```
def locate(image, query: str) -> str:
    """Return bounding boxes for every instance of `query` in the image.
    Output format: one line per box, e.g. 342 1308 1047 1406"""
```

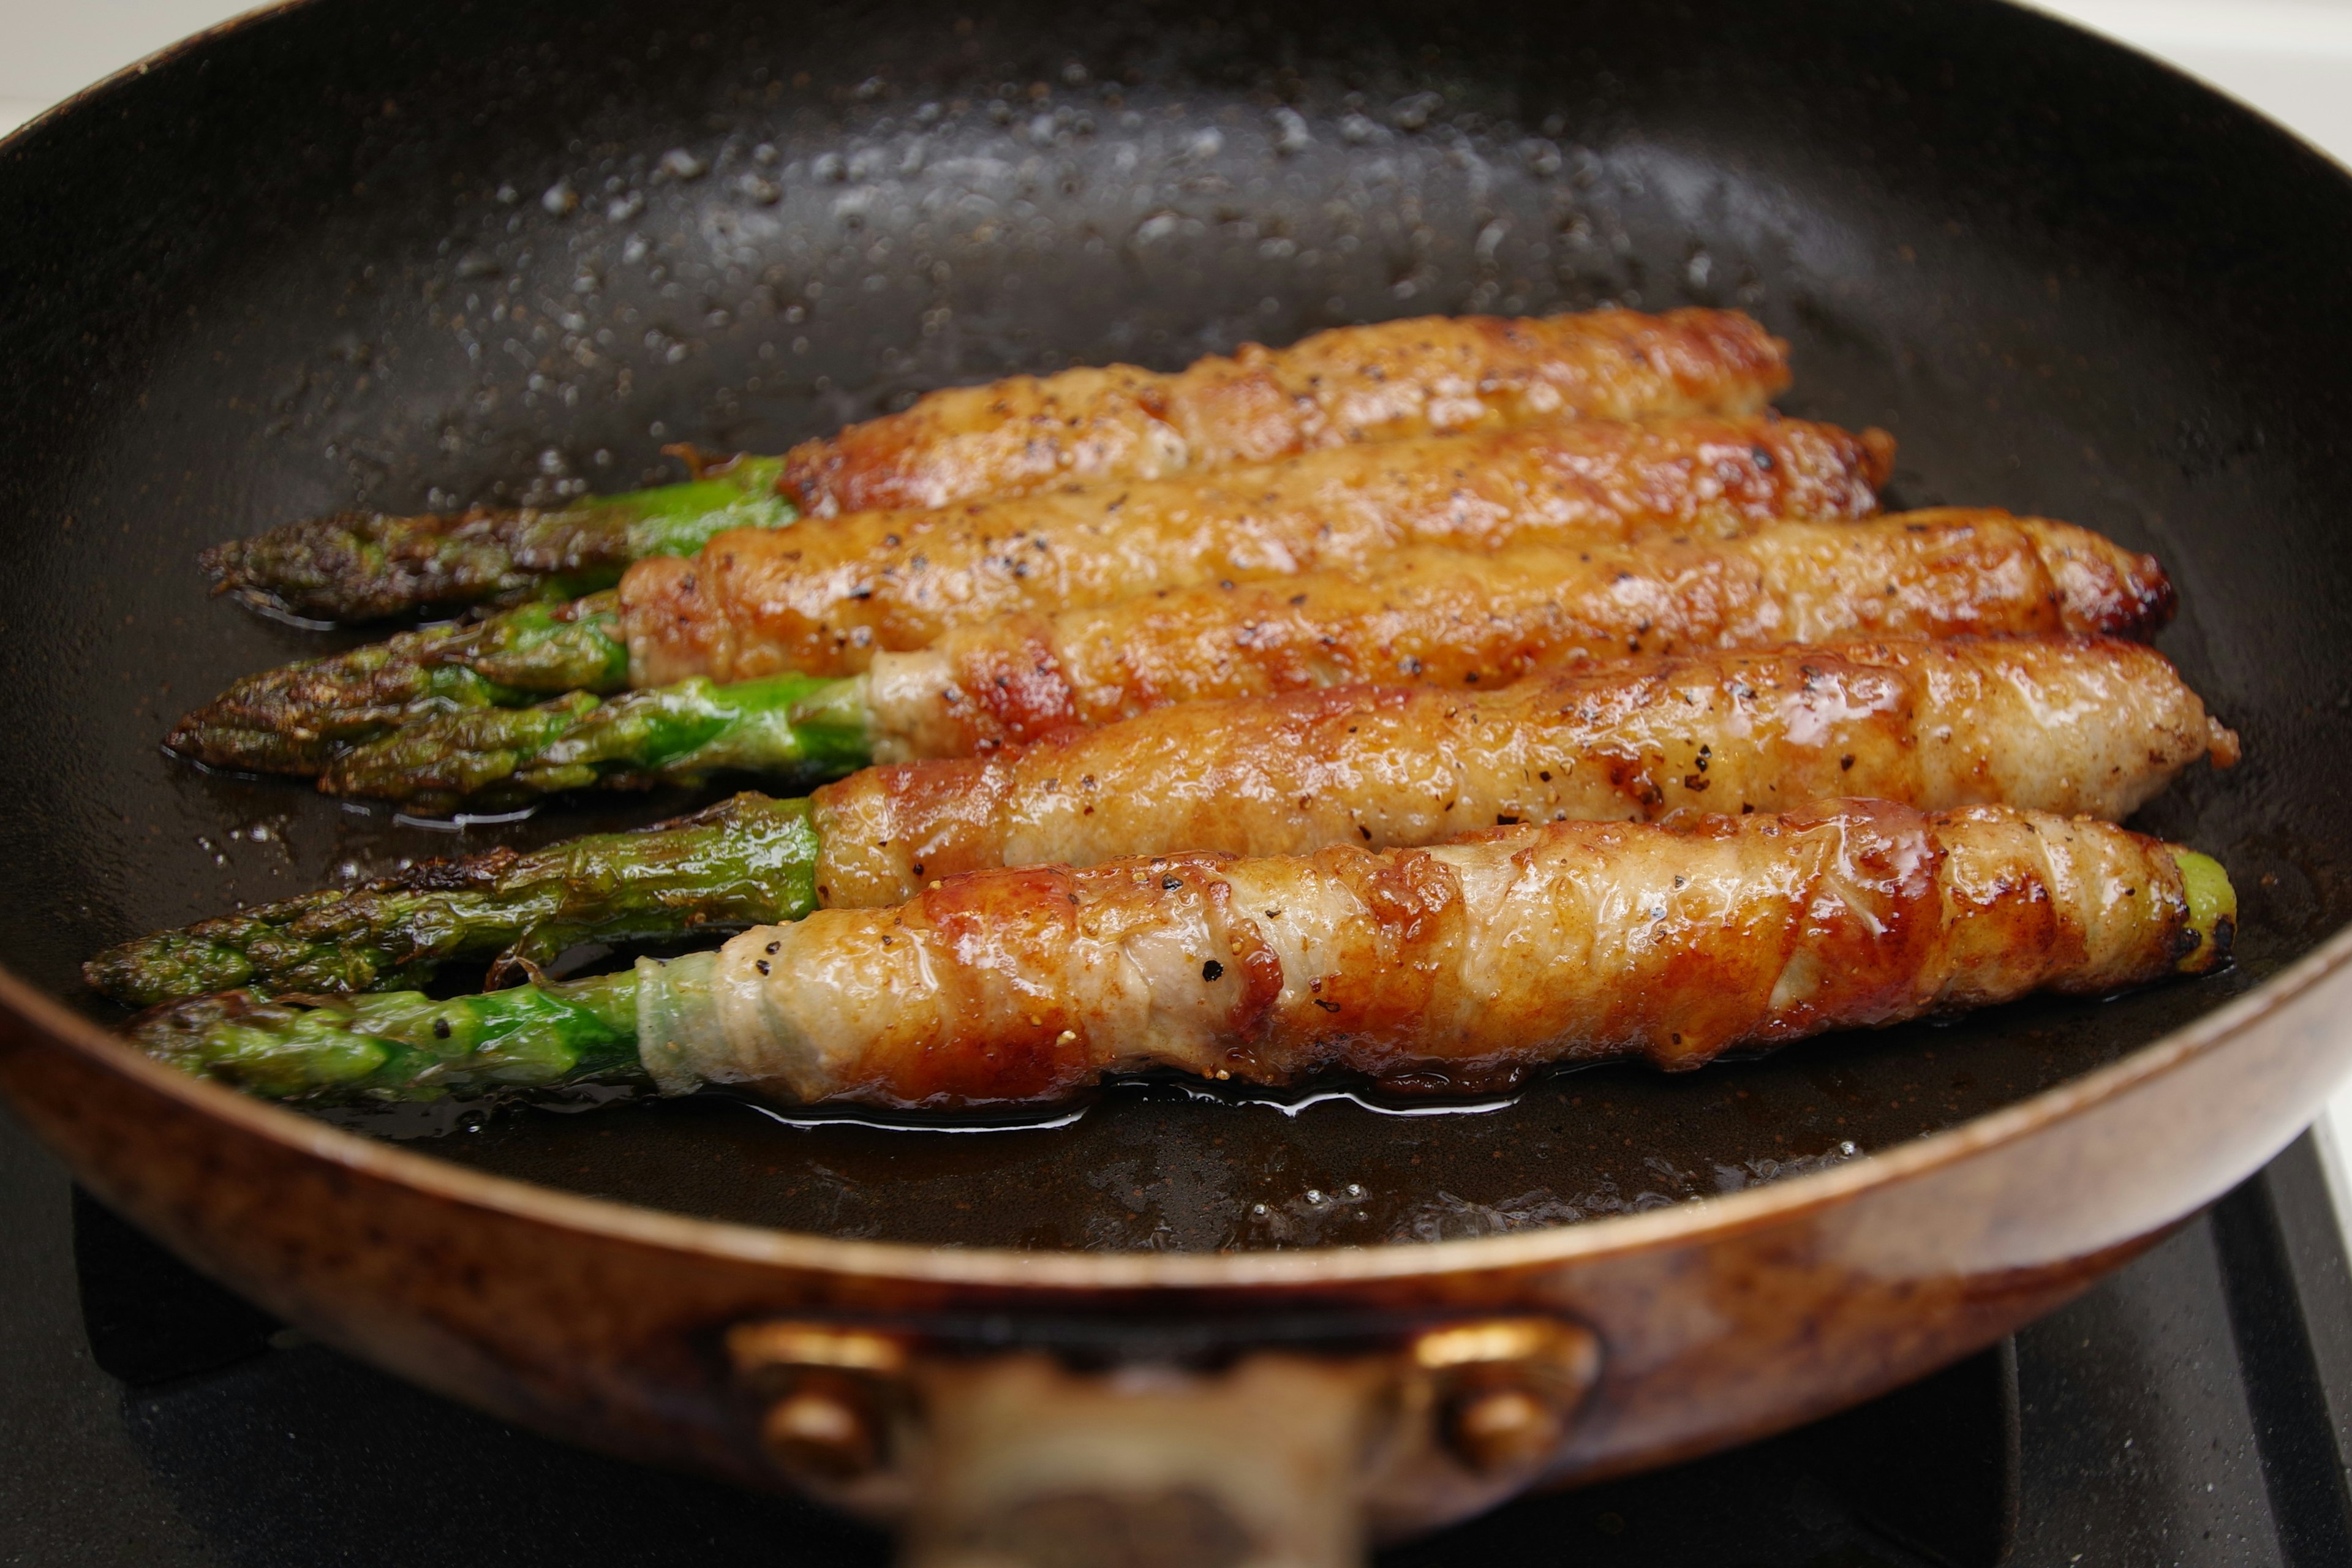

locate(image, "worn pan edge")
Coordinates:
2007 0 2352 185
0 0 309 158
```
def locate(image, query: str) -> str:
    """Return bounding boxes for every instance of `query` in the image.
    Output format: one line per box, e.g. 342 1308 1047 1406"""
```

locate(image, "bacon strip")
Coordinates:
779 308 1790 514
810 636 2234 907
625 413 1892 685
660 802 2208 1108
858 512 2177 758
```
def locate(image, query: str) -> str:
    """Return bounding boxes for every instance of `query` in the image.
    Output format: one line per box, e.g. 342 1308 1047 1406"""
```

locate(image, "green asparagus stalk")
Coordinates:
85 794 819 1007
167 594 632 774
202 454 794 622
130 968 654 1102
318 673 873 814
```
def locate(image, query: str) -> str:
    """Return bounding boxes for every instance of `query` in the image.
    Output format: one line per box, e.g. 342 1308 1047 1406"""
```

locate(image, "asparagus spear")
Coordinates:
180 410 1901 768
107 634 2245 1008
85 794 820 1007
195 309 1793 622
318 673 872 813
167 593 632 774
130 971 650 1101
124 841 2239 1109
203 454 793 623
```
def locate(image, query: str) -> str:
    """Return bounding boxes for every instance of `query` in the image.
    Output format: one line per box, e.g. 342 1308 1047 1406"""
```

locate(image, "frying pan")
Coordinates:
4 0 2351 1557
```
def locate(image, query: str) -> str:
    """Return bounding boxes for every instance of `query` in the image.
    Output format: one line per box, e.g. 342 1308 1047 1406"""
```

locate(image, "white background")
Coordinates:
8 0 2352 1226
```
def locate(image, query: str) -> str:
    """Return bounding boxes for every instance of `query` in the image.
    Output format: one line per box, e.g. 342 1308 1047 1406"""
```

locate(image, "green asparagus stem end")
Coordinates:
2173 851 2237 973
320 673 873 814
165 593 630 775
201 454 794 623
85 793 823 1007
130 971 646 1102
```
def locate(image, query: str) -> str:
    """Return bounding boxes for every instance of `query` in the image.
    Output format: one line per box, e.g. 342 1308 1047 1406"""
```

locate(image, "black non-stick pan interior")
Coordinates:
2 0 2346 1252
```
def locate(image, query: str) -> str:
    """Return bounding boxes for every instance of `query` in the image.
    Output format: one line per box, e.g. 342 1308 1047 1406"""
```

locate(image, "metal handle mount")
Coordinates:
727 1314 1602 1567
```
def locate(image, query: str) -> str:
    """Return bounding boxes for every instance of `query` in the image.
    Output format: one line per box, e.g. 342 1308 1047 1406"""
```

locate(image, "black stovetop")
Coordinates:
9 1104 2352 1567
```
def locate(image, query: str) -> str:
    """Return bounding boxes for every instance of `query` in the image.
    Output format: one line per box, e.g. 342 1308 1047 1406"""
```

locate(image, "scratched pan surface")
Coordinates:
0 0 2342 1253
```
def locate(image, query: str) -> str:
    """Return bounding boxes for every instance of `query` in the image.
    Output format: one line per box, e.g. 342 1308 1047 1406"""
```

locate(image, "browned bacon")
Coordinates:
778 307 1791 514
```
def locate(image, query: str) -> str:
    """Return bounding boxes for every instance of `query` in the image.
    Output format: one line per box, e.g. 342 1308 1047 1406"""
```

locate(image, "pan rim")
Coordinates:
0 0 314 156
2006 0 2352 184
10 921 2348 1291
4 0 2349 1294
11 0 2352 205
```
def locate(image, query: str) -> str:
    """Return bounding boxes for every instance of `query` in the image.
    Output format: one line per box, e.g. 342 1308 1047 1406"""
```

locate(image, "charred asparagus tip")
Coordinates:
127 973 647 1102
83 793 823 1009
198 456 795 624
2173 850 2237 973
124 940 757 1104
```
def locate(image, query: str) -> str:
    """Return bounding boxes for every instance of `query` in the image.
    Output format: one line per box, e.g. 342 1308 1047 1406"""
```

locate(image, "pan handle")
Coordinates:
728 1316 1602 1564
900 1351 1381 1568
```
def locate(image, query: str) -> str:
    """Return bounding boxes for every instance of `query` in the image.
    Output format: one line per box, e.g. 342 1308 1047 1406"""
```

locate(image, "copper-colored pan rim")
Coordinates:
6 0 2345 1295
10 919 2348 1292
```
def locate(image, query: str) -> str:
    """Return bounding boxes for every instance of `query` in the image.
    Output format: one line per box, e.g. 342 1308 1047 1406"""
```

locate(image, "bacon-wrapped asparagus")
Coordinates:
776 307 1789 516
171 412 1891 771
621 412 1891 685
92 636 2234 1006
307 512 2175 811
808 633 2234 903
204 308 1789 621
123 803 2237 1107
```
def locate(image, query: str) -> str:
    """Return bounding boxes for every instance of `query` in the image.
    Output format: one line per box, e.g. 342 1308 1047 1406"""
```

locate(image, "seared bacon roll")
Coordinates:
625 413 1893 685
101 636 2233 1007
640 802 2231 1108
780 307 1791 514
124 803 2238 1107
812 635 2234 905
858 512 2176 756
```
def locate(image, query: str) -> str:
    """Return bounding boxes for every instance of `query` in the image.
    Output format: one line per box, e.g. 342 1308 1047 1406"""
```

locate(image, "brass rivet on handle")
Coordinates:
1411 1316 1601 1477
728 1321 913 1483
1443 1384 1564 1474
760 1373 885 1480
